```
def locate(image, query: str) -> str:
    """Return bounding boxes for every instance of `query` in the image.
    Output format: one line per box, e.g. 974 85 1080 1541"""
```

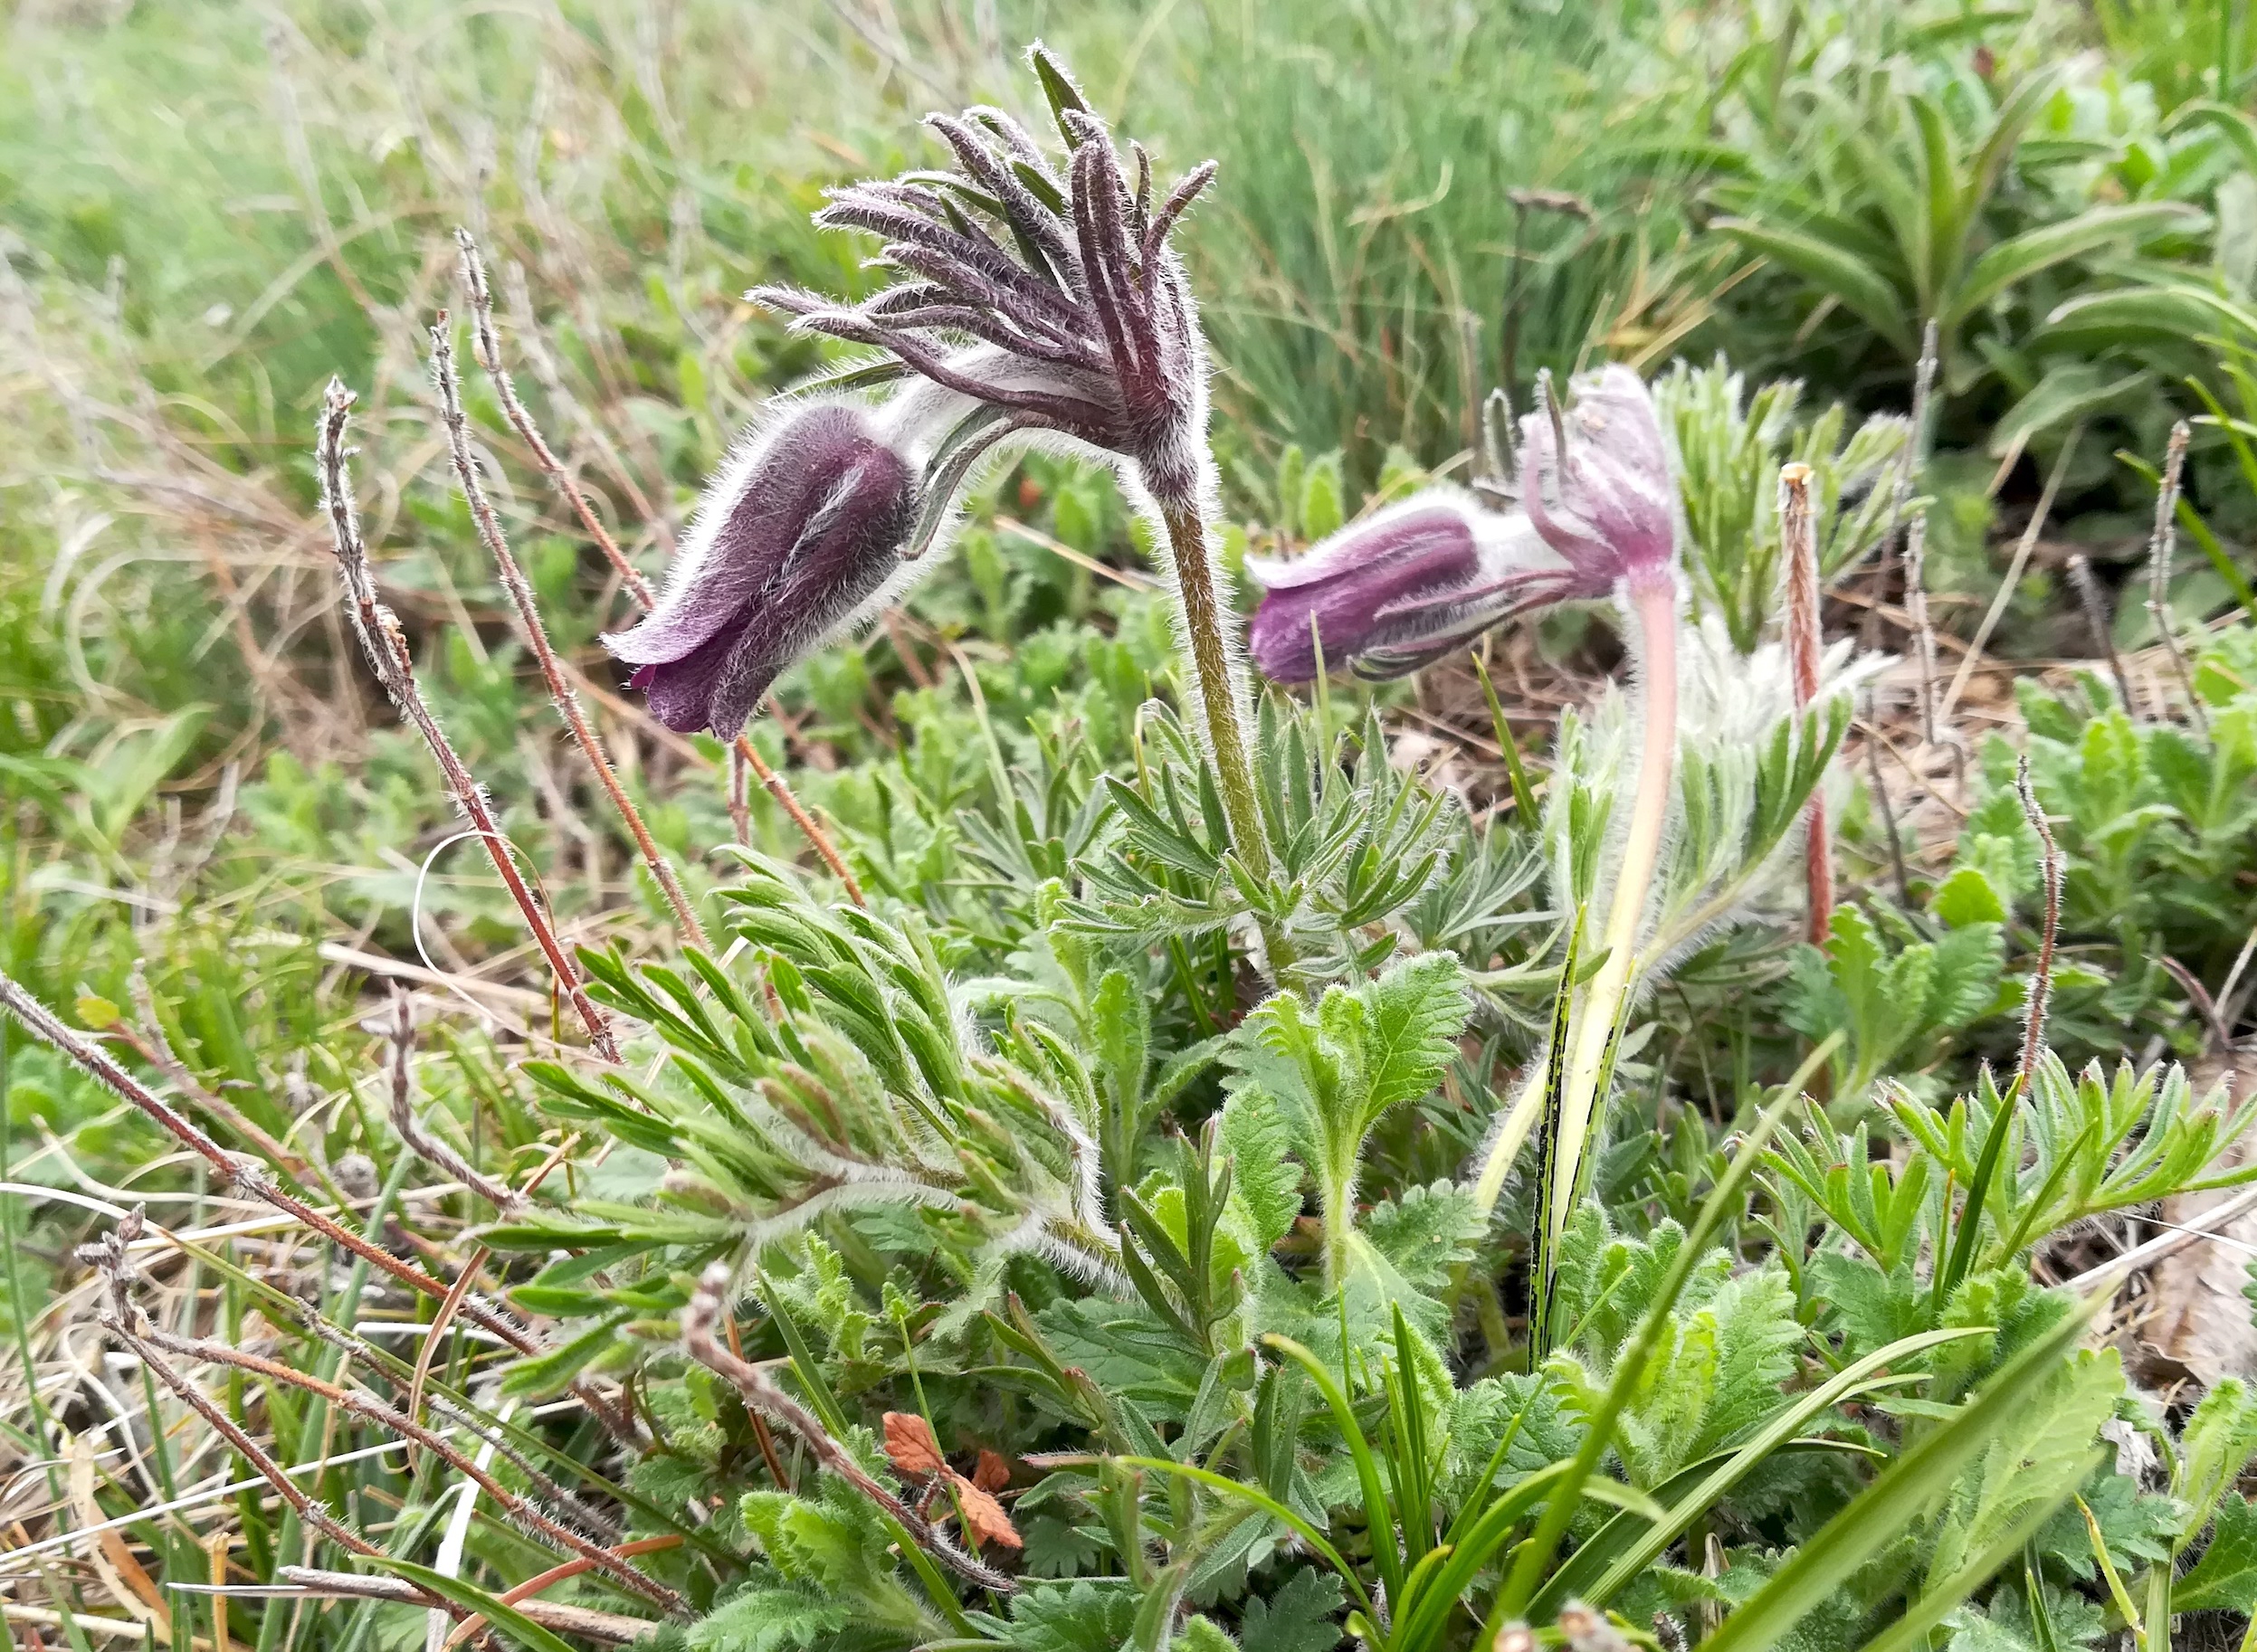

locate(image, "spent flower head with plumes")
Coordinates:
1248 364 1680 679
753 45 1219 511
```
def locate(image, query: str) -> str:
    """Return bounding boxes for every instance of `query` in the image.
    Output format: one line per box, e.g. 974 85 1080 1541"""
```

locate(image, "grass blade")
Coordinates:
1703 1296 2099 1652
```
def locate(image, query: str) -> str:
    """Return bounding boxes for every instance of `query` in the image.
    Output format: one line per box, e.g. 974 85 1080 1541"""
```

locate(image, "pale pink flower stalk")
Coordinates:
1445 366 1685 1231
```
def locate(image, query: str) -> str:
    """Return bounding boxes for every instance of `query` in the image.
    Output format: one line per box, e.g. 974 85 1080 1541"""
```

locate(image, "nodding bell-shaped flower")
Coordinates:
1519 363 1680 600
1245 492 1591 682
751 46 1219 515
1246 365 1682 683
602 402 918 739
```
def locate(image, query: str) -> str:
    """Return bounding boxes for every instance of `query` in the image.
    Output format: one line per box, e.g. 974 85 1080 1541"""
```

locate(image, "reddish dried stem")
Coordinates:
454 230 860 901
455 232 656 611
0 966 642 1447
431 301 708 950
735 735 865 905
681 1263 1012 1592
2014 754 2062 1094
317 380 620 1062
131 1320 686 1615
1779 462 1833 948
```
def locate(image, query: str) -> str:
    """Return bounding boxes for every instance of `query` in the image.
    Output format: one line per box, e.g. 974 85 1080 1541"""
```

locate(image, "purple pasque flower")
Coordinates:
603 401 917 739
1519 363 1680 599
1245 366 1681 685
750 46 1218 515
1246 491 1591 682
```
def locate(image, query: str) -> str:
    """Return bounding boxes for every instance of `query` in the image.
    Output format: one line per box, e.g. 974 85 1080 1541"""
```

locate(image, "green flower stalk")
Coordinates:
1469 367 1685 1242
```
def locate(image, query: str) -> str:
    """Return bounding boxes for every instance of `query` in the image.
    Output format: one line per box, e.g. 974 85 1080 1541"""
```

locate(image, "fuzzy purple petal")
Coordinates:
700 445 918 737
1248 506 1480 682
605 404 918 736
605 404 900 669
1519 365 1676 590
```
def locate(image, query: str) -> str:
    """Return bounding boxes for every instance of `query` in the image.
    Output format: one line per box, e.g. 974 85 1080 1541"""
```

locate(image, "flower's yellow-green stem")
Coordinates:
1472 576 1680 1224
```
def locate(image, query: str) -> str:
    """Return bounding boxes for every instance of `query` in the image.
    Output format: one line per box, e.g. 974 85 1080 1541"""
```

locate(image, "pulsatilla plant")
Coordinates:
24 30 2257 1652
628 46 1284 901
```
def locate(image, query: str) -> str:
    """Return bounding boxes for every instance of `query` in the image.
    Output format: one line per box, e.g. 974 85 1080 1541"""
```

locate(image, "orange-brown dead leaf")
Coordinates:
882 1411 946 1478
949 1470 1023 1551
973 1448 1011 1493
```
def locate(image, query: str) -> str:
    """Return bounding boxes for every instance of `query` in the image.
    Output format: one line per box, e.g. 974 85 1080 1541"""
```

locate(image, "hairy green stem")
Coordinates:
1154 496 1294 974
1472 577 1680 1223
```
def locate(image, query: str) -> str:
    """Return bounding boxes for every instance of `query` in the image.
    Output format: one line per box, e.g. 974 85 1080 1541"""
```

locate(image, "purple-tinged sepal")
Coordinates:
1519 364 1681 597
1245 490 1592 682
603 402 917 739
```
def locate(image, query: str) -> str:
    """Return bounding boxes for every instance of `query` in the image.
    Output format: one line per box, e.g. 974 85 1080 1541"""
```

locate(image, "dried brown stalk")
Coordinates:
124 1317 686 1615
279 1571 651 1645
736 735 866 904
440 1536 684 1651
0 965 643 1446
2014 753 2062 1094
452 229 862 903
2146 420 2208 735
681 1262 1014 1593
2065 552 2136 712
81 1216 436 1597
275 1313 625 1546
380 987 522 1214
1901 509 1940 747
316 381 621 1062
728 742 752 850
1779 463 1833 947
430 300 707 948
454 231 657 610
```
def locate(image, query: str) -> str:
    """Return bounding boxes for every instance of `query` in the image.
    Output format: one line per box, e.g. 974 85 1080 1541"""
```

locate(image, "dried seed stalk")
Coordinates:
681 1262 1014 1593
1902 509 1940 747
1779 463 1833 946
0 965 642 1446
127 1318 685 1614
2066 552 2136 712
454 231 656 610
381 986 522 1214
316 381 621 1062
2146 421 2208 735
82 1219 438 1597
2014 754 2062 1094
430 307 708 948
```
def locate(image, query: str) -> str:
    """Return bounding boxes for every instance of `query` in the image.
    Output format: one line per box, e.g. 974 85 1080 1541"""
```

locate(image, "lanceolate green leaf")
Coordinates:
1496 1033 1842 1617
1948 204 2198 327
1852 1468 2100 1652
1537 1326 1988 1612
1713 219 1919 356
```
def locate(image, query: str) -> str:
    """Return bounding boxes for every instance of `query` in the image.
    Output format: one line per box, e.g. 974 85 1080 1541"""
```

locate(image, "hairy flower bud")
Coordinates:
1520 363 1679 596
604 402 917 738
1245 491 1590 681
